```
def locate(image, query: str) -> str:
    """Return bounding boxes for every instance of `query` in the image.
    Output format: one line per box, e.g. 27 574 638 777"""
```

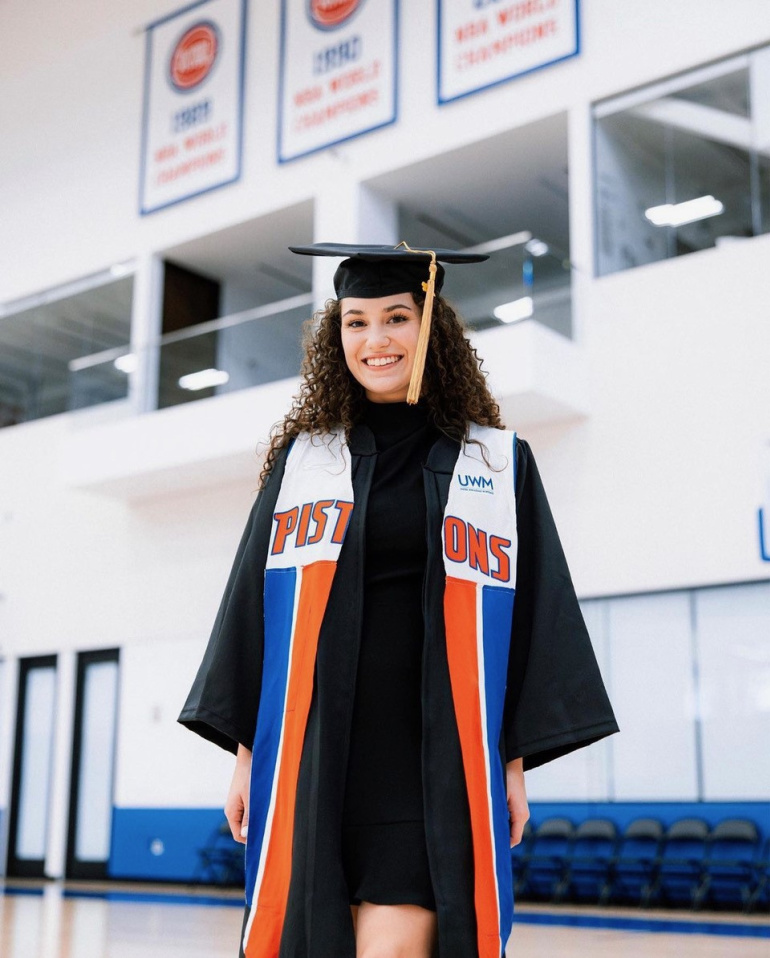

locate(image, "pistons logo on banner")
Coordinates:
169 21 220 91
307 0 363 29
279 0 397 162
139 0 246 215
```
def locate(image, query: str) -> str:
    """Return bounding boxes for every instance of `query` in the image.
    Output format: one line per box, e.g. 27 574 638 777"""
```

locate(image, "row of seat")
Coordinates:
511 816 770 912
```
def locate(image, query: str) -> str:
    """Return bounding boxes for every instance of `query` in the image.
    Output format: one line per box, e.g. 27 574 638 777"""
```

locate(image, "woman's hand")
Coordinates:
225 744 252 844
506 758 529 847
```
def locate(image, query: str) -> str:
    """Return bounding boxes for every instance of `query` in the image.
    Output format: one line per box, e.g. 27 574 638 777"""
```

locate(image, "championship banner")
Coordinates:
438 0 579 105
278 0 398 163
139 0 246 215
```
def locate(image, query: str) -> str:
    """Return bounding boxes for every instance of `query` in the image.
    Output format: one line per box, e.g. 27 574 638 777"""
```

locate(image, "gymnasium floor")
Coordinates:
1 881 769 958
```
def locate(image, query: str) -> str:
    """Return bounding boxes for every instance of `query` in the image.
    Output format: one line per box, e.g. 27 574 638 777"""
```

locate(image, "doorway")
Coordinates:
6 655 58 877
66 648 120 879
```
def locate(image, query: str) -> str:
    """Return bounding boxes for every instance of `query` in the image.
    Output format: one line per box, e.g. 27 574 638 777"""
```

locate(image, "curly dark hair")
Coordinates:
259 292 503 486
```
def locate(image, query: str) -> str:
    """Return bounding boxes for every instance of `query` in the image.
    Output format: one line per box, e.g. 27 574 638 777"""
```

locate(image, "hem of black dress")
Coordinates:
349 893 437 912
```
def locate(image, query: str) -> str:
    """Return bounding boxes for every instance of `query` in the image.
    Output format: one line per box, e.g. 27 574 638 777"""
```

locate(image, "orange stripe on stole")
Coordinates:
245 560 337 958
444 576 501 958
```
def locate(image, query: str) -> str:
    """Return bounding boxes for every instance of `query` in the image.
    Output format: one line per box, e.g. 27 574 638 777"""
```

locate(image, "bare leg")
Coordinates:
354 902 437 958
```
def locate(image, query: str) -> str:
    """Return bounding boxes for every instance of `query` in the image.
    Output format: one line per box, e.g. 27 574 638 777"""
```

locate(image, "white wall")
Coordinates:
115 639 235 808
535 233 770 597
3 0 770 302
2 0 770 877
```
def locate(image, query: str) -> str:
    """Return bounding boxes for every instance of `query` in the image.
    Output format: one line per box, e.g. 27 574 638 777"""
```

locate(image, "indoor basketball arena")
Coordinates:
1 2 769 957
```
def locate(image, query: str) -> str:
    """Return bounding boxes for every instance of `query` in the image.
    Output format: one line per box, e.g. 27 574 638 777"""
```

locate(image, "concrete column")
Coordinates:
567 102 595 344
45 649 76 879
128 253 164 415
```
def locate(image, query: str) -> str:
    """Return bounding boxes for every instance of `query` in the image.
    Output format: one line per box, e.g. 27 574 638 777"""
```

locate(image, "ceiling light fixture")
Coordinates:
493 296 534 324
525 238 549 257
113 353 138 374
645 195 724 227
178 368 230 391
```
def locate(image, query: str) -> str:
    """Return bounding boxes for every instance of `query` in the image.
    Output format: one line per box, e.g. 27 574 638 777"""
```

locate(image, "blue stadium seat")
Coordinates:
653 818 710 908
511 819 534 896
747 836 770 913
516 817 574 901
195 819 245 886
693 818 761 911
557 818 618 904
610 818 664 907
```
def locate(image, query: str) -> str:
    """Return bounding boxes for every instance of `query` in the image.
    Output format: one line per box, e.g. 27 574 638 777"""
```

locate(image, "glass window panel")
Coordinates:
758 153 770 236
669 126 752 253
75 661 119 862
593 52 770 276
671 68 750 118
696 582 770 800
525 600 612 800
0 276 133 427
156 304 307 410
608 593 699 801
0 660 8 831
595 114 669 275
16 667 57 860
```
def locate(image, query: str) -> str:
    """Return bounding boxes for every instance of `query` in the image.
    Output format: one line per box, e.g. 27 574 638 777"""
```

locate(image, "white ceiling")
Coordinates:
163 200 315 306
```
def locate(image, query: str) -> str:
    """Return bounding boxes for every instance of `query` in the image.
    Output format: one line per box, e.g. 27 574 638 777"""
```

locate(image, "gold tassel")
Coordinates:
395 242 437 405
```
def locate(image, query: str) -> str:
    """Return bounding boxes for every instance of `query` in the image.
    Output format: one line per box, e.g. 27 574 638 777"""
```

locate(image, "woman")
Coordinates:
179 244 618 958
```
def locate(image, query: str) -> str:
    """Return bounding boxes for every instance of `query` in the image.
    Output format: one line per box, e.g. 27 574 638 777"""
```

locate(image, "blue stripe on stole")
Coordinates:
245 566 297 907
482 584 516 944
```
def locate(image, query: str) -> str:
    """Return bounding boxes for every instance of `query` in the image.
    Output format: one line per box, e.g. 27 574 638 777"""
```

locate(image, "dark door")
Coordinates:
6 655 58 877
66 648 120 879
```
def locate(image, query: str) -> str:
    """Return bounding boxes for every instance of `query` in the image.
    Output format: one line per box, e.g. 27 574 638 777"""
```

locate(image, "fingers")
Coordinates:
225 796 247 844
510 815 527 847
226 751 252 845
506 764 530 847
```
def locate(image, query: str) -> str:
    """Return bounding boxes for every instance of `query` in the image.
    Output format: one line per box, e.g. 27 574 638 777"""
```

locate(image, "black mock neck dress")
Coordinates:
342 399 439 911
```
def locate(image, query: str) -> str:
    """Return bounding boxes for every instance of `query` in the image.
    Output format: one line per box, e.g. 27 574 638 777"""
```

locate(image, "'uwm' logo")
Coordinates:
458 474 494 493
271 500 354 555
444 516 511 582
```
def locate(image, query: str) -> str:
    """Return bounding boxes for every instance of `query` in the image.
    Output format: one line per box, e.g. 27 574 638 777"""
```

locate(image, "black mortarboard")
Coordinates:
289 242 487 299
289 242 489 403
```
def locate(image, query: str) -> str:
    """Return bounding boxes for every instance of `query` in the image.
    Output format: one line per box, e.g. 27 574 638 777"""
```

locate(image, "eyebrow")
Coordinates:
342 302 416 317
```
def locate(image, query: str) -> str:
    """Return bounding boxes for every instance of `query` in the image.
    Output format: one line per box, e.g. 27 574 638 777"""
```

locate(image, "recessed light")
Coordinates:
493 297 534 324
645 195 724 227
178 368 230 391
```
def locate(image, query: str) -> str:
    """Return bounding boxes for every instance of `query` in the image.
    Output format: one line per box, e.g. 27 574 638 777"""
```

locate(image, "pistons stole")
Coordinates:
242 426 518 958
242 431 353 958
443 425 518 958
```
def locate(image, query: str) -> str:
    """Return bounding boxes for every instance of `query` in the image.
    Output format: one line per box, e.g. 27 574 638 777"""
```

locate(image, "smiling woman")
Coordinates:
340 294 421 403
178 243 618 958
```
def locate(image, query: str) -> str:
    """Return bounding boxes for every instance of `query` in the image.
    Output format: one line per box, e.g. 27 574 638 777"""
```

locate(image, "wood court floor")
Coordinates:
1 882 769 958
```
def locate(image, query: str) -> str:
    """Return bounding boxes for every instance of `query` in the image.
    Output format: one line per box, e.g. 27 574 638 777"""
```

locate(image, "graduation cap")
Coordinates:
289 242 488 404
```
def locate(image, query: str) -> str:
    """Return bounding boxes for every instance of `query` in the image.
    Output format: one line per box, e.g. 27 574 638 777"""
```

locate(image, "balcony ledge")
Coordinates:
472 320 589 429
59 322 588 500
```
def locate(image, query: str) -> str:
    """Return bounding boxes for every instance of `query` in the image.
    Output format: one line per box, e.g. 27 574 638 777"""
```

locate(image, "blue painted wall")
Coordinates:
109 807 234 882
109 801 770 883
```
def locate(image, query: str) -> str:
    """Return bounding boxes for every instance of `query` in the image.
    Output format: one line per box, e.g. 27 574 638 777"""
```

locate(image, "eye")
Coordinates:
387 312 410 324
344 318 366 328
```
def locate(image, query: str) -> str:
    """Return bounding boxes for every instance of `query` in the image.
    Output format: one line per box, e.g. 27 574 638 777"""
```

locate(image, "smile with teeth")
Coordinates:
364 355 402 367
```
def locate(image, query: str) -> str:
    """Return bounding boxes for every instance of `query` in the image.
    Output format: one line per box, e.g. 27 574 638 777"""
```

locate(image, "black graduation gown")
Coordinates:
179 425 618 958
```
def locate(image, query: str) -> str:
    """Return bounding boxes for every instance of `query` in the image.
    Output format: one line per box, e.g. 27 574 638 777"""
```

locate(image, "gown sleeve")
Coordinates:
503 438 619 769
177 448 288 754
